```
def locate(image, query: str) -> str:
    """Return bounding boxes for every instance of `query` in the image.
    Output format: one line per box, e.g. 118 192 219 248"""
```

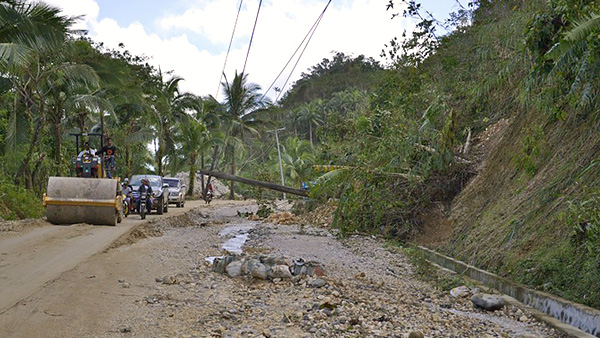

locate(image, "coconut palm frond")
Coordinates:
0 42 31 69
565 13 600 42
126 127 155 143
313 168 349 186
60 63 100 89
5 106 28 153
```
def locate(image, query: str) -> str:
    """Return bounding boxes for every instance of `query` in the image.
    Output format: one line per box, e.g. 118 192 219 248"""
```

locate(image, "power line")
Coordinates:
274 0 331 103
260 1 328 102
242 0 263 74
215 0 244 100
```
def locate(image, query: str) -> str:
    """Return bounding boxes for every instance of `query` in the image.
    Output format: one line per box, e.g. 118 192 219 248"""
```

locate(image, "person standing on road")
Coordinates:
98 137 117 178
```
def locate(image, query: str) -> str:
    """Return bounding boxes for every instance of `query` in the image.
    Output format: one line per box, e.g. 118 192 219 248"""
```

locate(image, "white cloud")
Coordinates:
45 0 99 31
42 0 414 100
159 1 246 45
91 18 224 96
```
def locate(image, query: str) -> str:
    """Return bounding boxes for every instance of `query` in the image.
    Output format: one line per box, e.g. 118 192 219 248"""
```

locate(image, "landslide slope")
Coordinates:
426 0 600 308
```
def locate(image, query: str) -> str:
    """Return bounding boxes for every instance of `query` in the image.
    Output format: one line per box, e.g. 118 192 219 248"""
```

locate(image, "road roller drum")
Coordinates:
44 177 121 226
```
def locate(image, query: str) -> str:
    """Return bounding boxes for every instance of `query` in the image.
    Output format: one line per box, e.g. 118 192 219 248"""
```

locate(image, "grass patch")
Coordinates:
402 246 466 292
0 178 44 220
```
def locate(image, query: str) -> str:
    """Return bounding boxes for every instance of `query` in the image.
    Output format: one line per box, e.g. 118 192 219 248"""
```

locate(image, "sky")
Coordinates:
44 0 461 102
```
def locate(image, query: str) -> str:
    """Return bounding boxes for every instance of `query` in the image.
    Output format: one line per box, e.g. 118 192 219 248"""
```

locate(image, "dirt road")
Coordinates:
0 200 569 337
0 199 207 315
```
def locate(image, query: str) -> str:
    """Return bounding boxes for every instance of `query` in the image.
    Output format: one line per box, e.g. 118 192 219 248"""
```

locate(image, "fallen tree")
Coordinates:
199 170 309 197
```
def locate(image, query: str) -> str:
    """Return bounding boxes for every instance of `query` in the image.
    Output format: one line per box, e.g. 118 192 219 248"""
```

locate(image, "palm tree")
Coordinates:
221 70 267 199
299 100 323 147
151 74 200 176
0 0 77 187
196 95 226 193
46 40 105 176
96 45 158 178
177 116 206 196
287 107 302 138
279 136 315 186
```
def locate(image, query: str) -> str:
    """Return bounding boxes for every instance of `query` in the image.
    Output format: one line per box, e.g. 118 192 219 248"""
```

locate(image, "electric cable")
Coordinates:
242 0 263 74
215 0 244 100
259 1 328 102
275 0 331 102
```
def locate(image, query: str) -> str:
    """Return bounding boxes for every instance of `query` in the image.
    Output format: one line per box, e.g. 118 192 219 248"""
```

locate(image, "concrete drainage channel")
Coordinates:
417 246 600 338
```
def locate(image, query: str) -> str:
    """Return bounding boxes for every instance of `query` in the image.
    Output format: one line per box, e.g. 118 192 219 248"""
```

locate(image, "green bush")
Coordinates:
0 178 44 220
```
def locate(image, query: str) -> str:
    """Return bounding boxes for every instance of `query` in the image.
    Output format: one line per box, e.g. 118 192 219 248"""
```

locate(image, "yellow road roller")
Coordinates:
44 177 122 226
43 133 123 226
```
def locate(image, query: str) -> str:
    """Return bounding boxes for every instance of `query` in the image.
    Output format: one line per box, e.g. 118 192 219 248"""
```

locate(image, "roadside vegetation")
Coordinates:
0 0 599 307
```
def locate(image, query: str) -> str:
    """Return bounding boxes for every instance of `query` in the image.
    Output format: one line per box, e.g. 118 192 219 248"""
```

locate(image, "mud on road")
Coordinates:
0 200 567 337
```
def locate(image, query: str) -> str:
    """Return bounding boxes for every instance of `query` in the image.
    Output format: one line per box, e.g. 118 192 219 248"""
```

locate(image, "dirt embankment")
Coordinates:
0 199 566 337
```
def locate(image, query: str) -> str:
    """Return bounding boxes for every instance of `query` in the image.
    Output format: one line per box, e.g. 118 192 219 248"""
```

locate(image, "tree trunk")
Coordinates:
32 153 47 194
156 137 163 176
51 105 63 176
200 170 309 197
229 144 235 200
16 95 46 189
204 145 220 197
77 112 85 133
125 143 131 178
309 123 313 147
187 153 197 196
200 149 205 195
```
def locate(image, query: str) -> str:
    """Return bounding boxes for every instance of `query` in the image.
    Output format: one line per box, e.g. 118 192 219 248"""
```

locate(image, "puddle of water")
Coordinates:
218 224 255 237
221 233 248 255
205 222 257 264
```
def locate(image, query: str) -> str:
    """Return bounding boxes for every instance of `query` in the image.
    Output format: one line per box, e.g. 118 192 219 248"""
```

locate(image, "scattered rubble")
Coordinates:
299 201 337 227
246 211 301 225
212 254 325 281
65 201 567 337
265 211 300 225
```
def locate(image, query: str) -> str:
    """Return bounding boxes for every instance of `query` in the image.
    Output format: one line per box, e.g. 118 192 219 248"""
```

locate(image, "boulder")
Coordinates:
212 256 236 274
450 285 470 298
268 265 292 279
471 293 505 311
309 278 327 288
226 261 243 278
250 262 268 280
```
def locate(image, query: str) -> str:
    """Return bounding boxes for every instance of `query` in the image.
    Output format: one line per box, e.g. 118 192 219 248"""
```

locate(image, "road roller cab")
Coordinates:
74 153 101 178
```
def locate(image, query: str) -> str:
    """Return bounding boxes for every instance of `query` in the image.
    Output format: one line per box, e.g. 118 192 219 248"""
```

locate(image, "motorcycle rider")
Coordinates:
136 178 153 213
205 182 214 204
121 178 132 195
98 137 117 178
121 178 133 215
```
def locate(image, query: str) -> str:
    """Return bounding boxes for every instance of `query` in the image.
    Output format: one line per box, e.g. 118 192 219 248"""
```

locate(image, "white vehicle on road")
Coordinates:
164 177 186 207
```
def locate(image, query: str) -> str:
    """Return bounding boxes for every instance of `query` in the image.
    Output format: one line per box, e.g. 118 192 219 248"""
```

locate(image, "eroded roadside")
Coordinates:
0 201 568 337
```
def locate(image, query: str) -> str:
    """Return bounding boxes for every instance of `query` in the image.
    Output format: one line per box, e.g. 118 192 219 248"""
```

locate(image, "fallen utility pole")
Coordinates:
199 170 309 197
